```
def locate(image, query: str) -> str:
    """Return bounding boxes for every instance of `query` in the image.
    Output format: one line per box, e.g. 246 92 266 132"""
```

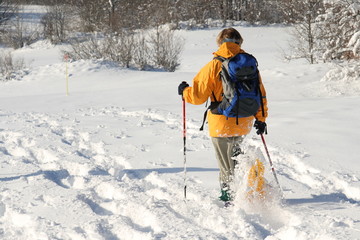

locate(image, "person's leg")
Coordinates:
212 136 245 202
231 136 245 165
212 136 245 183
211 137 233 184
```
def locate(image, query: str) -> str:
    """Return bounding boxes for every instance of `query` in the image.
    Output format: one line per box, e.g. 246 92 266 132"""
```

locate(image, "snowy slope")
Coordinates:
1 9 360 239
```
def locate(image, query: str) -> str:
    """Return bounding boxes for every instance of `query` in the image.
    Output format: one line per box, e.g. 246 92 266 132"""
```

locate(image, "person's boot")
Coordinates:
219 183 233 207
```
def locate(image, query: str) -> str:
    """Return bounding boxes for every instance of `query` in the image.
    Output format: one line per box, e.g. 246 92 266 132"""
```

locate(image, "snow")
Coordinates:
1 8 360 240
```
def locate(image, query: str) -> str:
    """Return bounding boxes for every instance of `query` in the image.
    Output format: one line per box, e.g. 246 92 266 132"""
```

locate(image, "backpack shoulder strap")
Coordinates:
213 56 226 62
199 92 219 131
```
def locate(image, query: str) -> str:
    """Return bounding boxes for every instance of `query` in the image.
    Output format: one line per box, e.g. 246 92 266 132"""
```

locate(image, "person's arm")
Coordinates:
255 74 268 122
183 60 220 105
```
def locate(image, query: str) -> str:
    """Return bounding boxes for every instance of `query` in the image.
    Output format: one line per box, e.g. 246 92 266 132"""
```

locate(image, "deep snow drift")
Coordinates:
1 8 360 240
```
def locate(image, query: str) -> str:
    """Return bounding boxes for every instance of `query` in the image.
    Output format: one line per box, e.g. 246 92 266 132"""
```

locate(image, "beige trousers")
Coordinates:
211 136 244 184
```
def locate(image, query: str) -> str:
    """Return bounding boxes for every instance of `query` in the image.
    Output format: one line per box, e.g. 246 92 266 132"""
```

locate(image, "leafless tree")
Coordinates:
1 7 41 49
284 0 324 64
41 2 72 44
0 0 19 25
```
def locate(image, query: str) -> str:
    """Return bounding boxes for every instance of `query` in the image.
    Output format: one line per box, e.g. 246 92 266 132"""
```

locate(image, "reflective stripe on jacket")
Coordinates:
183 42 268 137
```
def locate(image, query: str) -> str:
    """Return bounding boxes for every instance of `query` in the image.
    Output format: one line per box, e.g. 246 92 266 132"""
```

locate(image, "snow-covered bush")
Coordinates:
315 0 360 61
348 31 360 58
320 61 360 96
285 0 359 64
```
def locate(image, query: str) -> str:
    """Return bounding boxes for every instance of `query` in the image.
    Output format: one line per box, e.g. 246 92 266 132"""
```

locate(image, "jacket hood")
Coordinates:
213 42 244 58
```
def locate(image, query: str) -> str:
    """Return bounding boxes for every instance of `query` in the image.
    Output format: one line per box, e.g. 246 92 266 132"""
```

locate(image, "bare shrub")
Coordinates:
0 51 26 81
66 33 106 60
67 27 183 72
67 32 135 67
132 32 150 70
148 27 184 72
109 32 134 68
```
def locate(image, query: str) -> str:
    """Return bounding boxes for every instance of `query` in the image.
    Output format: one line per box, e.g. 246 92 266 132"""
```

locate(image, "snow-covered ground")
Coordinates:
1 7 360 240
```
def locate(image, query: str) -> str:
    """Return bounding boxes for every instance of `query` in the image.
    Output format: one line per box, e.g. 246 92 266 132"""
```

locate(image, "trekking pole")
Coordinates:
260 134 283 197
182 98 187 200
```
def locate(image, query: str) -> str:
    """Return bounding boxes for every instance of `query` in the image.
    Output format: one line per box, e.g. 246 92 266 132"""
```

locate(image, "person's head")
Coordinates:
216 28 243 47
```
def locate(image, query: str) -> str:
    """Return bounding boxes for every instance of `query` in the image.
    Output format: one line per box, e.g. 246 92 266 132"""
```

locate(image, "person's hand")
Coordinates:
254 120 267 135
178 81 189 95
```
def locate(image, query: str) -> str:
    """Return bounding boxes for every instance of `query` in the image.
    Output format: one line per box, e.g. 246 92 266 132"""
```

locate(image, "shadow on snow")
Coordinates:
286 192 360 205
0 169 70 189
123 167 218 179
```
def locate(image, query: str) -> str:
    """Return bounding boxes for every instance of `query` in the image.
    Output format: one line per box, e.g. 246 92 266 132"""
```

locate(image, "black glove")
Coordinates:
254 120 267 135
178 81 189 95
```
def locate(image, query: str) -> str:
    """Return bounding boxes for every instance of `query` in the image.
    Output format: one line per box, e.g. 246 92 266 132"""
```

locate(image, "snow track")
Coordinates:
1 106 359 239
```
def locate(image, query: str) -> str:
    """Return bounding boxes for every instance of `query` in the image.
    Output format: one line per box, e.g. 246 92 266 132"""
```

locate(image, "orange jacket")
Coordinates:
183 42 268 137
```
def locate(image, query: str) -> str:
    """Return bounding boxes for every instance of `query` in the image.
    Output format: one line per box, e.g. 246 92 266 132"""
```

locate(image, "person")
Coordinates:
178 28 268 203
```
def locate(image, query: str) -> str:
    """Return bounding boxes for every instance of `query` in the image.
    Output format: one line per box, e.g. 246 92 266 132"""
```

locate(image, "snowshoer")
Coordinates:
178 28 268 204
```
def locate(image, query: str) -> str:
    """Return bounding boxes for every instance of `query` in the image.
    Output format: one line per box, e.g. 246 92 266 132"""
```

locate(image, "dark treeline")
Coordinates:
15 0 315 30
1 0 359 63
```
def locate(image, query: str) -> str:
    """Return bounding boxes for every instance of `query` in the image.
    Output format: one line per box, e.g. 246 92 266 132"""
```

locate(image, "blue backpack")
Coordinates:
200 53 264 130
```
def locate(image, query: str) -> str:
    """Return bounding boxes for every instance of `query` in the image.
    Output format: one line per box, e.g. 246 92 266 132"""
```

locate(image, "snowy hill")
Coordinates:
1 18 360 240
